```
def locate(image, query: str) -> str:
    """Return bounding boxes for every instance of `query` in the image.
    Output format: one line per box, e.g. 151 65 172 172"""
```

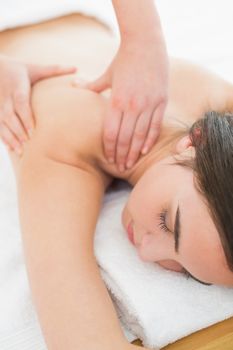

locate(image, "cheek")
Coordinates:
128 167 175 218
137 232 174 262
127 182 159 221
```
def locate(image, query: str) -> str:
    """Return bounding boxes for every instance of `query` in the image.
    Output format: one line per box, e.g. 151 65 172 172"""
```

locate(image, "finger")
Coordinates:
103 103 123 163
13 88 35 135
141 102 166 155
0 122 23 155
28 64 77 84
4 111 29 143
125 110 152 169
73 74 110 93
115 111 138 171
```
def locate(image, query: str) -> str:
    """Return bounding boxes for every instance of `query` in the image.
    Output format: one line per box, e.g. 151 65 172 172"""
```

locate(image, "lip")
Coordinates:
127 221 135 245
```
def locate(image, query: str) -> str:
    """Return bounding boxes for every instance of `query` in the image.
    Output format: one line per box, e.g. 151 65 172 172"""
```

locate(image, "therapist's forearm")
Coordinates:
112 0 163 41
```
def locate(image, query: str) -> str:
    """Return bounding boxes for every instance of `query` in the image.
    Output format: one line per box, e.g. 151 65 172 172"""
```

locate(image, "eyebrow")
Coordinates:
174 205 180 253
173 205 212 286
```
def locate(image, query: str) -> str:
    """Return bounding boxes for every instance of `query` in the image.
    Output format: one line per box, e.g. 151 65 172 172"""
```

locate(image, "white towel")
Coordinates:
1 1 233 349
95 184 233 349
0 0 119 36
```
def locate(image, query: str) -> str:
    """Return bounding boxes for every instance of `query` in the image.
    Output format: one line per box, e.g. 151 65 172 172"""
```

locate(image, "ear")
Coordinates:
175 135 192 154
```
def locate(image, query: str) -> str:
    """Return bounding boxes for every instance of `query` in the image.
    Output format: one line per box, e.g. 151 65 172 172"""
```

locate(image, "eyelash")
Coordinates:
157 208 170 233
158 209 212 285
182 269 192 279
158 210 191 280
158 209 191 278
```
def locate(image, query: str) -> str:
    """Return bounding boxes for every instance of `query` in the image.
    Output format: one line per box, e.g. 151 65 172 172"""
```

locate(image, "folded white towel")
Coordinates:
95 183 233 349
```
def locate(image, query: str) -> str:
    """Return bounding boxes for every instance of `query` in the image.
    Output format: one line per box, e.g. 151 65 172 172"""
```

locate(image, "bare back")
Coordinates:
1 13 233 183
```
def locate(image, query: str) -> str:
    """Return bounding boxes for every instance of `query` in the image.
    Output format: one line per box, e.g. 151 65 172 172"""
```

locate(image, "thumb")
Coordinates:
73 74 110 93
28 64 77 84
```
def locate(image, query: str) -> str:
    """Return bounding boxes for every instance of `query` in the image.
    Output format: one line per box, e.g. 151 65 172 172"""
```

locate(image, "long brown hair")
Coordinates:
176 111 233 270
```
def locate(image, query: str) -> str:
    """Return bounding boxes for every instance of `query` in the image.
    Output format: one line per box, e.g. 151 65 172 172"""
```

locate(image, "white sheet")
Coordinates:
0 0 119 35
1 1 233 349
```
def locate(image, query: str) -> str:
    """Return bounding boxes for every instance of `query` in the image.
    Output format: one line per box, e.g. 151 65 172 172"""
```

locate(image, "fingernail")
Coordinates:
108 157 114 164
126 160 133 169
141 146 148 154
119 164 125 173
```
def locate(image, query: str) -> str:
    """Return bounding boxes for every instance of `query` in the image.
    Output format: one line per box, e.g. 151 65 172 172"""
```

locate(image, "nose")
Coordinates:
132 221 149 247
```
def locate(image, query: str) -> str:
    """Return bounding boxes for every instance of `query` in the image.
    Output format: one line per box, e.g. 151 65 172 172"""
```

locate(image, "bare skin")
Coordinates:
1 13 233 350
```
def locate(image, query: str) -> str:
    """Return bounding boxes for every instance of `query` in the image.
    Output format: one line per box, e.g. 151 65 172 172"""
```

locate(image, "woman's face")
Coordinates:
122 138 233 286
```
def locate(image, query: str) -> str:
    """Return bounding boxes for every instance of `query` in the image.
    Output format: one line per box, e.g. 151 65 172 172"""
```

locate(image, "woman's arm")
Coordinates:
85 0 168 171
18 155 119 350
13 80 149 350
112 0 162 40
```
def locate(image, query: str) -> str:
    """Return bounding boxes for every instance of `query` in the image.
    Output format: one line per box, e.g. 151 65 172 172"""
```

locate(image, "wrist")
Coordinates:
120 28 165 54
121 24 163 42
119 5 164 44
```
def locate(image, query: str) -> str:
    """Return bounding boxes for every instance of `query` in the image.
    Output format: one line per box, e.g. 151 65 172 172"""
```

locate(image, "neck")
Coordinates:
124 125 187 186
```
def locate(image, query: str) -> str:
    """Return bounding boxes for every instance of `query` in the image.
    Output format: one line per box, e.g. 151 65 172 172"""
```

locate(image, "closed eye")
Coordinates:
157 208 169 233
157 208 212 286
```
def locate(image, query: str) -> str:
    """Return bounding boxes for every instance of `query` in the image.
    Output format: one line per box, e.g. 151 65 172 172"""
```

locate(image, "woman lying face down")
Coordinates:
31 71 233 288
4 15 233 350
122 111 233 286
10 58 233 289
3 11 233 350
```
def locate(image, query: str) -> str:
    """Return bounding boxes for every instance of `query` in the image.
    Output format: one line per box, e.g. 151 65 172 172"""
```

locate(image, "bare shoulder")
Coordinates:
31 75 106 156
166 57 233 123
27 60 233 190
29 75 114 187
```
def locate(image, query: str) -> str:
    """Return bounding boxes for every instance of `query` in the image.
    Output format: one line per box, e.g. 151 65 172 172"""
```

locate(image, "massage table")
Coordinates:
132 317 233 349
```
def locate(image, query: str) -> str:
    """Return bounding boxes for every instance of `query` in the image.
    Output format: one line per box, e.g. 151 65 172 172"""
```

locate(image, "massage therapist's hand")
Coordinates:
0 55 76 155
75 35 168 172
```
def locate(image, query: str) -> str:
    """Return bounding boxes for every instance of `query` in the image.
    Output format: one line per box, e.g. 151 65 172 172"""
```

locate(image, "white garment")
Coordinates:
1 1 233 349
0 0 119 35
